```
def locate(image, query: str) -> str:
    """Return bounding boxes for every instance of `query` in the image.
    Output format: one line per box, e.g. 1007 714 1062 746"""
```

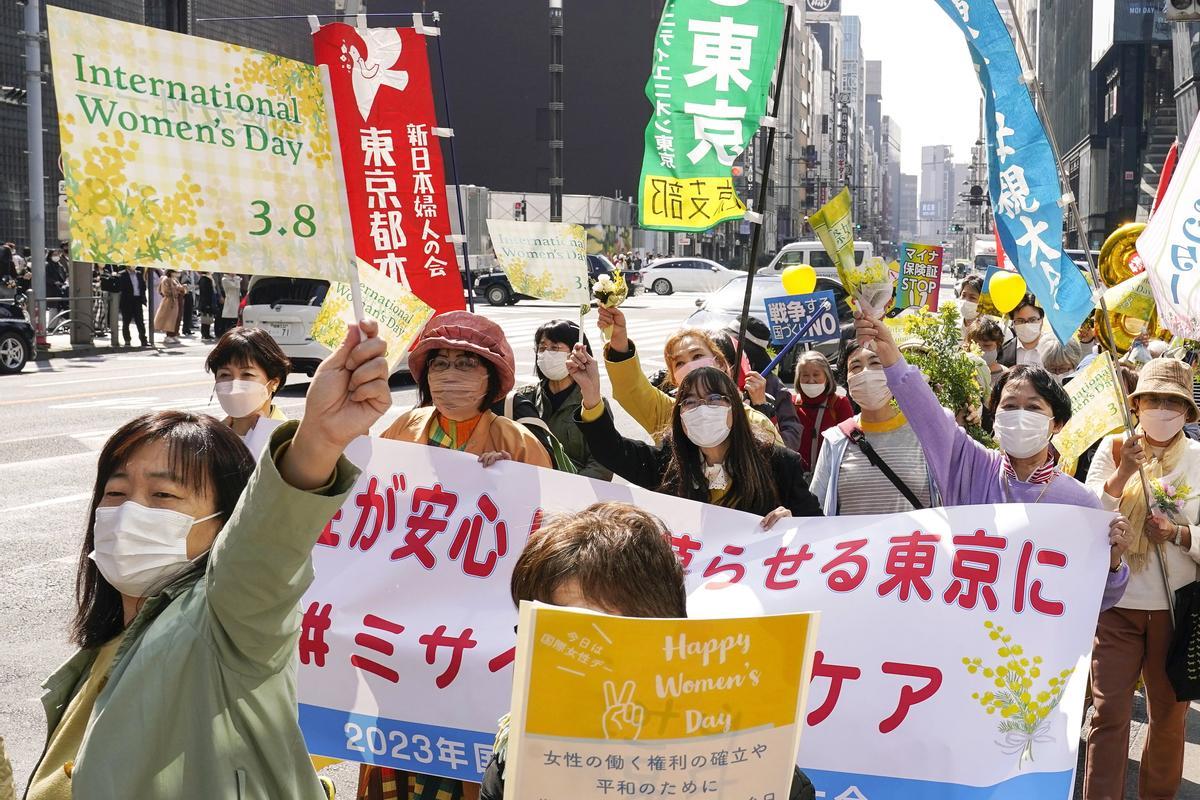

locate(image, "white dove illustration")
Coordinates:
347 27 409 120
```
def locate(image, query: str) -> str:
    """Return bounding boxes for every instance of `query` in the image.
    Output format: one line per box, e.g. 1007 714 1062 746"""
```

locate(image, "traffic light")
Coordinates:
513 200 526 221
1167 0 1200 21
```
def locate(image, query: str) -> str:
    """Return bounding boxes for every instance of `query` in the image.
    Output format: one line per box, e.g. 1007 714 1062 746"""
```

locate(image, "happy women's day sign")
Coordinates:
47 7 352 279
299 436 1114 799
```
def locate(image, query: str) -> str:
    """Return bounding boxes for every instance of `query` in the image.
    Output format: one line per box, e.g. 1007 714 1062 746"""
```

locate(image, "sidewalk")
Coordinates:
34 331 211 361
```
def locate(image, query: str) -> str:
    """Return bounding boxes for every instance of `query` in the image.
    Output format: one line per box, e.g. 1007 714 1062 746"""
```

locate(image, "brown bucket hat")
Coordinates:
408 311 516 399
1129 357 1200 422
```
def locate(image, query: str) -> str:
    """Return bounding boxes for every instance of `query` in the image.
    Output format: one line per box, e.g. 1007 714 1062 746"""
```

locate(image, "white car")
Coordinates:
241 276 409 376
640 257 740 295
763 239 875 279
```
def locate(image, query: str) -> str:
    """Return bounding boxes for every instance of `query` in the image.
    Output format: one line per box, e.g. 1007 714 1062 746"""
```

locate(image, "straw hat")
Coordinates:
1129 358 1199 422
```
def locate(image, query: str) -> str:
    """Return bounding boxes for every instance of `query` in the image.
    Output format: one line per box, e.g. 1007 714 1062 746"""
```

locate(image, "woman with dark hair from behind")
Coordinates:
478 501 816 800
852 310 1130 613
569 345 821 524
514 319 613 479
25 321 390 800
205 326 292 454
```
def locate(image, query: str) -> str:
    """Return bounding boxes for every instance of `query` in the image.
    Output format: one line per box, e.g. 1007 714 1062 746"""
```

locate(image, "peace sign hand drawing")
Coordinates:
602 680 645 741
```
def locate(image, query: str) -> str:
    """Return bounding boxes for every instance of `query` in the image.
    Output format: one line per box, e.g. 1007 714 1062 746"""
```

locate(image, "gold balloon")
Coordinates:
1098 222 1147 288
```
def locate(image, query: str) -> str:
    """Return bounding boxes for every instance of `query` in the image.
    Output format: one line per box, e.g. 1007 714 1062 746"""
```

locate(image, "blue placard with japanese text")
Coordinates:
764 290 839 346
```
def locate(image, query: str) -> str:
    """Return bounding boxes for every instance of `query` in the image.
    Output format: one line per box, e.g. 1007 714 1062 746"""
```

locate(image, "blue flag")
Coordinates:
933 0 1095 343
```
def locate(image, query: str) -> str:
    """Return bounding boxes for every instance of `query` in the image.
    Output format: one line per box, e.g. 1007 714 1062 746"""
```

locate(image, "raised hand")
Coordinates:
597 305 629 353
853 310 901 368
567 343 603 410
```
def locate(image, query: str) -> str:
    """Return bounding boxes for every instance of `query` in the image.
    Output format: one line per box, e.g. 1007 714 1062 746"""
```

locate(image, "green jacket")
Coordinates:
515 382 613 480
31 422 358 800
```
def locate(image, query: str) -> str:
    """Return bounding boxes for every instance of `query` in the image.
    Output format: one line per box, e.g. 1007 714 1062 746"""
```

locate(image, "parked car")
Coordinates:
241 276 412 377
0 313 35 374
762 239 875 279
475 254 641 306
685 273 854 382
639 257 740 295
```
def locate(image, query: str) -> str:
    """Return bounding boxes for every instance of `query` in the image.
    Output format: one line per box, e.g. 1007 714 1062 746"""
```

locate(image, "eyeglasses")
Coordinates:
1014 316 1043 325
1140 395 1189 413
679 394 733 412
428 355 483 373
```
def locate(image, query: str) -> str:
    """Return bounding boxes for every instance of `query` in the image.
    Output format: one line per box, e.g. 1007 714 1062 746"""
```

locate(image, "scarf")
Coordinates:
1002 454 1056 485
1116 430 1189 572
428 413 482 451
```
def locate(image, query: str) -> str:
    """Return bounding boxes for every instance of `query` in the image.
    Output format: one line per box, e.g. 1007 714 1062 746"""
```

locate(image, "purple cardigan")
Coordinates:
884 358 1128 610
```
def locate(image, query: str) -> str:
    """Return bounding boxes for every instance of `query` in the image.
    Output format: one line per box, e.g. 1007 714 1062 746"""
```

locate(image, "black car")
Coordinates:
0 300 36 374
475 254 642 306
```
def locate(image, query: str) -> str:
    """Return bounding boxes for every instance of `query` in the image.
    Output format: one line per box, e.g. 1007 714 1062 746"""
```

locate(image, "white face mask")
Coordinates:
958 299 979 322
1140 408 1187 443
992 409 1053 459
90 502 221 597
215 379 270 419
981 349 998 365
1014 321 1043 344
848 368 892 411
681 405 732 448
536 350 571 382
799 382 827 399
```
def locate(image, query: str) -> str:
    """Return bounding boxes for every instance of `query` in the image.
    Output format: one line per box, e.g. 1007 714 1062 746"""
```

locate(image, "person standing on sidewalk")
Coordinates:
153 269 185 345
1083 357 1200 800
197 272 217 341
217 273 242 337
115 265 147 348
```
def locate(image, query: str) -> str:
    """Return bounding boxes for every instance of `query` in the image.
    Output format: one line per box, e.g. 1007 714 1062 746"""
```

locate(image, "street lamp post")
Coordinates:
549 0 564 223
20 0 46 346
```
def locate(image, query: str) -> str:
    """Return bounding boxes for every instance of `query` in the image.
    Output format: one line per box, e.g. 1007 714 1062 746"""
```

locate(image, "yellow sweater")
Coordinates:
604 345 783 446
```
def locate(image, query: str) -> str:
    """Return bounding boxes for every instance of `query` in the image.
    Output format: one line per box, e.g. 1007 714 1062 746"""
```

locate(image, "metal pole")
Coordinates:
432 26 477 312
733 3 793 374
22 0 46 346
1010 6 1173 618
549 0 564 223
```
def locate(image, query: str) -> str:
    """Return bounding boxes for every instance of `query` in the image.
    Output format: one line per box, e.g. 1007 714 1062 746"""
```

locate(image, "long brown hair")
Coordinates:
661 367 780 514
73 411 255 649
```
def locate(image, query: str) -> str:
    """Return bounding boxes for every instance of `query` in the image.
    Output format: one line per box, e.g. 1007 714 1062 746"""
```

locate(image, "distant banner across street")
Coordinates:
298 436 1113 798
637 0 785 231
312 23 465 314
47 7 353 279
932 0 1095 343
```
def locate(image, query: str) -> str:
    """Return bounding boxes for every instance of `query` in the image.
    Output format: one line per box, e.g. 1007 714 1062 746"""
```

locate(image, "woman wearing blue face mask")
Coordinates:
25 322 391 800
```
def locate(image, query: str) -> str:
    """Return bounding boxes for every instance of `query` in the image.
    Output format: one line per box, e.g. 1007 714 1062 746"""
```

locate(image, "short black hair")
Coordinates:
960 275 984 295
205 327 291 396
989 365 1073 425
1008 293 1044 321
969 317 1005 346
534 319 591 381
838 340 863 387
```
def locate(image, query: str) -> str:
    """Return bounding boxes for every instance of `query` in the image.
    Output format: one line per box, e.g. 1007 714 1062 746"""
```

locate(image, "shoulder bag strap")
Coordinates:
809 402 828 470
846 426 926 510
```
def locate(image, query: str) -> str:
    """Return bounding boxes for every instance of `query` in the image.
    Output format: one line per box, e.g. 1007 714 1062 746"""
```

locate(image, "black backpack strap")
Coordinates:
846 427 925 510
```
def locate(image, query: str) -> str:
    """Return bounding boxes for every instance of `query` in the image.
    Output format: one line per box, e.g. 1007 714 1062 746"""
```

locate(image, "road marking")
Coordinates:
0 378 214 407
1 492 91 514
18 367 200 389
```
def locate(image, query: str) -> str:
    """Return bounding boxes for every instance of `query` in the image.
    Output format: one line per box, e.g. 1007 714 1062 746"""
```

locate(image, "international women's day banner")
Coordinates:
299 436 1114 798
47 7 352 279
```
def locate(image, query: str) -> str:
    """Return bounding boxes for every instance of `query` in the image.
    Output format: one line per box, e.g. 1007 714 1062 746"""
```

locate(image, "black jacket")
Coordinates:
481 756 815 800
576 403 822 517
116 269 146 313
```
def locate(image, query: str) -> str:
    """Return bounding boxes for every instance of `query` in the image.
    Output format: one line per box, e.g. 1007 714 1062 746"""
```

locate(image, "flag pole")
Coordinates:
318 63 366 323
732 3 793 375
1008 11 1170 617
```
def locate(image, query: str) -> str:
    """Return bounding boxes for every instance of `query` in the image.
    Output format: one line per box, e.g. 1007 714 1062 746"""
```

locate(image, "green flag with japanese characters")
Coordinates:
637 0 786 232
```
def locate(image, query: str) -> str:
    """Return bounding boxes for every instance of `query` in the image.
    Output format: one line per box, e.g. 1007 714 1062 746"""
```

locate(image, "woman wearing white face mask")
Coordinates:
809 341 937 516
851 310 1130 587
1083 358 1200 800
512 319 612 480
569 348 821 524
998 294 1045 368
793 350 854 472
955 275 983 332
206 326 291 455
26 320 391 800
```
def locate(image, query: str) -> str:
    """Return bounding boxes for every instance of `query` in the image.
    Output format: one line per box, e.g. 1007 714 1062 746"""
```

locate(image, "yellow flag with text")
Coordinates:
1052 352 1126 476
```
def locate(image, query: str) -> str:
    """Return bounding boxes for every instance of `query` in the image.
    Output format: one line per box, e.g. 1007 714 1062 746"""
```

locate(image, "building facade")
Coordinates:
918 144 954 241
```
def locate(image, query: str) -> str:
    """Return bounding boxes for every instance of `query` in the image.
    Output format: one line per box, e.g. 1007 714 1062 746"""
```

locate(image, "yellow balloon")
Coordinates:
782 263 817 295
989 271 1028 314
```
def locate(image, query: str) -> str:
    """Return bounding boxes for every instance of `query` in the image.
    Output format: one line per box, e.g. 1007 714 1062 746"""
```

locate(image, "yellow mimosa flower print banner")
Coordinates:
48 7 352 280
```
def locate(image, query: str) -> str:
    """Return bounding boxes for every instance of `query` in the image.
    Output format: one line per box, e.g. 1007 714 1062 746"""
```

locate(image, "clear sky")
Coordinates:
839 0 984 175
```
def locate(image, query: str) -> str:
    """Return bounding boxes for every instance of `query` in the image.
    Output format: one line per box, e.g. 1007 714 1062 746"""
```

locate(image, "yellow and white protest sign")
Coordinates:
503 602 818 799
1102 272 1156 320
487 220 590 304
310 259 434 370
48 7 351 279
1052 352 1127 475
